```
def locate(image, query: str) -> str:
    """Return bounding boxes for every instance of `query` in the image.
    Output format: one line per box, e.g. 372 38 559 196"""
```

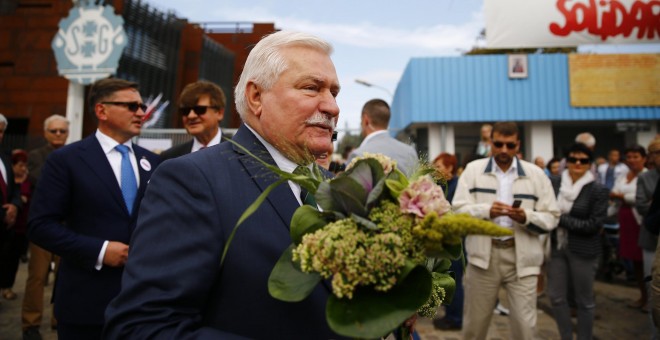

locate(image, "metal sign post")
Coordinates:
52 2 127 142
65 82 85 142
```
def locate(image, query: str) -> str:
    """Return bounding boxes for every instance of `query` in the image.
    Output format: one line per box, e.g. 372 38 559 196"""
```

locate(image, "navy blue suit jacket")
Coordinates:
28 135 160 325
104 124 342 339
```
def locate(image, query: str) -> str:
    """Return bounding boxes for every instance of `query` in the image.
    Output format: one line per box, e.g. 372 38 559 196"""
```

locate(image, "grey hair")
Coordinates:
0 114 7 127
575 132 596 148
43 114 70 131
234 31 333 120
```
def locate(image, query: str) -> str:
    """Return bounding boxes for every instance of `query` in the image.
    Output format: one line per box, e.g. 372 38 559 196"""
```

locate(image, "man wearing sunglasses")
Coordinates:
22 114 69 340
27 78 160 339
160 80 228 161
453 121 560 340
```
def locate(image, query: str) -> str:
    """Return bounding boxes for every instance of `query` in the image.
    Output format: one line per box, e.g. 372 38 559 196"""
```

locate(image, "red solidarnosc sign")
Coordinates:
550 0 660 41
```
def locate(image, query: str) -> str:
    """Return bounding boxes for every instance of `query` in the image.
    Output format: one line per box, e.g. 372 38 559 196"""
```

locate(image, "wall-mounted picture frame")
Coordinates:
508 54 528 79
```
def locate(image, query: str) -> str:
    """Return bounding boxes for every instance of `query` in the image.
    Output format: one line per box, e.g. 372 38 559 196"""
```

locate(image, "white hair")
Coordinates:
575 132 596 148
234 31 333 120
0 114 7 127
43 114 70 131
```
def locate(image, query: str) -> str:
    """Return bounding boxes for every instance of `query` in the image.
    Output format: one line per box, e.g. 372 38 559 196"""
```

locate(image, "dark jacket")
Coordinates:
28 135 160 325
103 124 343 339
550 175 609 258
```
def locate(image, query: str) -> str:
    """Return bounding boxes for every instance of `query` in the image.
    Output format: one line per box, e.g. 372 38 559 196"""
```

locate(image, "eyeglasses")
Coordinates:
179 105 219 116
47 129 68 135
492 141 518 149
102 101 148 113
567 156 591 165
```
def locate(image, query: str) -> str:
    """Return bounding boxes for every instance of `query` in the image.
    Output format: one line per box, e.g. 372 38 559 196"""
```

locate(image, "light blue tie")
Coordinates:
115 145 138 214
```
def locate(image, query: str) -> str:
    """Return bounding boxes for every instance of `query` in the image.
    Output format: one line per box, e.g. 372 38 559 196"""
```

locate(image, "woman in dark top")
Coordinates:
547 143 608 340
433 153 458 202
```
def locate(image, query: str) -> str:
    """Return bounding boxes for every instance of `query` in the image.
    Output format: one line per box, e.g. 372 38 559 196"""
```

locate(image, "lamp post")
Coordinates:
355 78 393 98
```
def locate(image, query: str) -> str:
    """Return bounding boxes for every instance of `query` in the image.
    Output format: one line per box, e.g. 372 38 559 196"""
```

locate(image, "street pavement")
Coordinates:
0 260 651 339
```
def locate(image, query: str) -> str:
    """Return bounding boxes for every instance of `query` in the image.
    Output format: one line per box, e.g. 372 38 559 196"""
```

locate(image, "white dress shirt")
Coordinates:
246 124 309 206
492 157 519 232
191 128 223 153
94 130 140 270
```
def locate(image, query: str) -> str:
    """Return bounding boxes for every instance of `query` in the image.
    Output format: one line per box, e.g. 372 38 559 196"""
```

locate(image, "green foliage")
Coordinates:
326 265 432 339
268 245 321 302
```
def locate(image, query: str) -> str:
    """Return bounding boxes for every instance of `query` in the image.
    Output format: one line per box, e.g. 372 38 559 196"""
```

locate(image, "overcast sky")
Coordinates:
151 0 659 133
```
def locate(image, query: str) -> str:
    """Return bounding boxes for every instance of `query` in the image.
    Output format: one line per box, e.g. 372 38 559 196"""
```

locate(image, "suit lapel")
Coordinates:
133 145 154 209
77 136 127 214
232 125 335 296
232 125 299 231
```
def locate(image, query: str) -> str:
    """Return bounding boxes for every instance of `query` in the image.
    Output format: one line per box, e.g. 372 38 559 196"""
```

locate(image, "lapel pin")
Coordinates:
140 157 152 172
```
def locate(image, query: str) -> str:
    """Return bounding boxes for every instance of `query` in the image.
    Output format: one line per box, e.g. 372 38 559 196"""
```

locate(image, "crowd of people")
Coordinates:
0 30 657 340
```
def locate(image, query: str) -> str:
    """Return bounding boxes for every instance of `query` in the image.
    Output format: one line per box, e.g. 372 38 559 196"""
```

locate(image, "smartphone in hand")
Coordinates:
512 199 522 208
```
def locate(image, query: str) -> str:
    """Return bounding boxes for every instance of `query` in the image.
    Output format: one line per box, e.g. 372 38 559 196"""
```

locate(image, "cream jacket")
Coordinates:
453 157 560 278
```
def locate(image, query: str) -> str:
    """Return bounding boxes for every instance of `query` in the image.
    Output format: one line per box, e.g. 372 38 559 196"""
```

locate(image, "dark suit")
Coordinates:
27 135 160 330
159 140 193 161
104 124 342 339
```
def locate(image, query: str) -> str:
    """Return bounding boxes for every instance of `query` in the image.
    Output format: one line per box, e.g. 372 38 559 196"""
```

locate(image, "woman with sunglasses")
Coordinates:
610 144 648 311
547 143 608 340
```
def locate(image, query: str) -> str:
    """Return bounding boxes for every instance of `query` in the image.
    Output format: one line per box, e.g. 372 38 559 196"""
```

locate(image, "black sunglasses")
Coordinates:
567 156 591 165
179 105 219 116
493 141 518 149
102 101 148 113
47 129 68 135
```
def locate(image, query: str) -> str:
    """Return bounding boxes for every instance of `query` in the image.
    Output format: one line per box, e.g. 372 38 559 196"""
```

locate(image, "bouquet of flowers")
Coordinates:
223 149 512 339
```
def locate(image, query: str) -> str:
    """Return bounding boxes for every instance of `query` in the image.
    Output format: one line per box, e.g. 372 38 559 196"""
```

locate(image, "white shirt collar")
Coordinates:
95 129 133 155
492 156 518 175
244 124 300 174
191 128 223 152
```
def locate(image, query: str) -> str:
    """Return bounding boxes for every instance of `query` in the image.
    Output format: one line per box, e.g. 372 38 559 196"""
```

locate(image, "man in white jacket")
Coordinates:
453 122 560 340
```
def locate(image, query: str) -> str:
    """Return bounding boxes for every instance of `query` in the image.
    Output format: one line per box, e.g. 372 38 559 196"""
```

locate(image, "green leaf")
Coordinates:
385 179 406 199
344 158 385 187
444 243 463 260
433 272 456 306
365 177 387 210
316 179 366 215
432 258 452 273
315 181 338 212
350 213 379 231
326 265 432 339
268 245 322 302
290 205 327 245
221 178 287 265
397 260 419 282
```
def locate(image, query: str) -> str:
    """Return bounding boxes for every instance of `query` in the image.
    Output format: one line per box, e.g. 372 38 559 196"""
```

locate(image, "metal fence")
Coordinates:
116 0 185 129
135 128 238 154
